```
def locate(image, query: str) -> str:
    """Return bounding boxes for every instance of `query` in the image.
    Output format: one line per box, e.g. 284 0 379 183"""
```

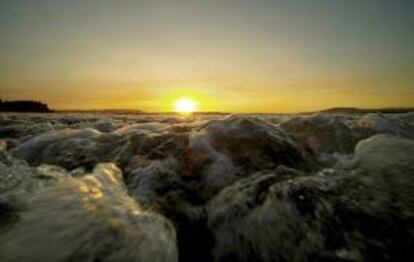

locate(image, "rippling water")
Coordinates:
1 112 413 261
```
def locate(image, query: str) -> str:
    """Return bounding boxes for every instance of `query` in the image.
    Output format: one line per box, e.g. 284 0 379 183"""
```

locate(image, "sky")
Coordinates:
0 0 413 112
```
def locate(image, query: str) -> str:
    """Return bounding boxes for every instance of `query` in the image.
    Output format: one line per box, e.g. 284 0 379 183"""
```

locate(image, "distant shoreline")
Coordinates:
40 107 414 114
1 100 413 114
0 100 52 113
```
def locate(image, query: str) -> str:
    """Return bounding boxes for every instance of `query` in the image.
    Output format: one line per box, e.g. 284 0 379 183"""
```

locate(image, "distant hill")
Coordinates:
59 109 145 114
318 107 414 114
0 100 52 112
58 109 231 115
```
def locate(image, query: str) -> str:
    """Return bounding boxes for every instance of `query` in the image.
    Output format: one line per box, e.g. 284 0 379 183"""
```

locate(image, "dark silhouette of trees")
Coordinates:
0 100 52 112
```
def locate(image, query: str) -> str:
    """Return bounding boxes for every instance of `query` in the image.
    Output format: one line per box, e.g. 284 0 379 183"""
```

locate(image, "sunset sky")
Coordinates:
1 0 413 112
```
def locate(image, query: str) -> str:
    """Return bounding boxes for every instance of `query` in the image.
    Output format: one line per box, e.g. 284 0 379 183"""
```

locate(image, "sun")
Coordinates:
174 98 198 115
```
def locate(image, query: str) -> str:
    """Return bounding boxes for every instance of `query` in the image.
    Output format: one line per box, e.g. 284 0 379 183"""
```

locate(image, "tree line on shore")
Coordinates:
0 100 52 112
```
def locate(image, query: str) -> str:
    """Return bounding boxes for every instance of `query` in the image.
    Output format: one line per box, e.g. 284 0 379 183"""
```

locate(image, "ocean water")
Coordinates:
1 112 413 261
